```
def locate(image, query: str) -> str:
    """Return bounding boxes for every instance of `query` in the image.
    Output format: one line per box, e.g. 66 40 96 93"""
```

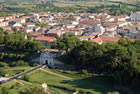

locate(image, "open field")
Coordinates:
54 1 119 7
28 68 115 94
0 67 118 94
6 4 36 9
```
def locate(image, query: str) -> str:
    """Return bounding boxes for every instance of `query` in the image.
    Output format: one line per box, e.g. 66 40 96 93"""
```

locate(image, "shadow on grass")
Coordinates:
61 75 114 94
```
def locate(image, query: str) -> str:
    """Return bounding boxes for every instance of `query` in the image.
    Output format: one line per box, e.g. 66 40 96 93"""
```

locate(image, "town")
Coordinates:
0 11 140 46
0 0 140 94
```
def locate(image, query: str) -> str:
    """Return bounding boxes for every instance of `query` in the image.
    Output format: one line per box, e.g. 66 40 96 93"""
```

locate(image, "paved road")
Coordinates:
6 65 44 82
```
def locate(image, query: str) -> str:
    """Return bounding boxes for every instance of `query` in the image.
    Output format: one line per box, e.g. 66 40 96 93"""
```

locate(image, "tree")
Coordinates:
0 69 7 76
56 35 81 53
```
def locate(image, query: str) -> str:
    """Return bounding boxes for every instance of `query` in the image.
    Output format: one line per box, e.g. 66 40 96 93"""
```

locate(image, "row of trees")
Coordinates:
55 35 140 90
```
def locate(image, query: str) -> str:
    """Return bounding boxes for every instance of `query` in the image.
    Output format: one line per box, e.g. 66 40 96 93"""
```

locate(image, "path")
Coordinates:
7 65 44 82
40 68 73 79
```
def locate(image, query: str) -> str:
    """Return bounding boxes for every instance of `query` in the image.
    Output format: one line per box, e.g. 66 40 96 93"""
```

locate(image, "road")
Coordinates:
6 65 44 82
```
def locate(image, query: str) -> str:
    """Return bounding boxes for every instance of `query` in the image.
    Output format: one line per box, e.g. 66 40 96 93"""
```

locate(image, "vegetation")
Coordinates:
28 70 114 94
36 23 48 27
0 0 139 16
0 69 7 76
20 85 46 94
55 36 140 93
0 28 42 64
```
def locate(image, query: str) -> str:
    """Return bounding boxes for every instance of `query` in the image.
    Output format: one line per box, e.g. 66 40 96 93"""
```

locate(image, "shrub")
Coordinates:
82 69 88 76
22 74 29 81
33 63 39 67
0 62 8 67
10 60 29 67
0 69 8 76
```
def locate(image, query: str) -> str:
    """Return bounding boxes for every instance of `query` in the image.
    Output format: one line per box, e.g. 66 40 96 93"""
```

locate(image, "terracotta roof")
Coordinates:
7 30 14 33
100 36 120 43
90 37 102 44
15 26 24 29
35 36 55 42
0 17 4 19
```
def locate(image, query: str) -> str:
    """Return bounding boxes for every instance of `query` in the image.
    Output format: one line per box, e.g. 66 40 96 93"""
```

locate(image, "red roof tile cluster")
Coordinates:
35 36 55 42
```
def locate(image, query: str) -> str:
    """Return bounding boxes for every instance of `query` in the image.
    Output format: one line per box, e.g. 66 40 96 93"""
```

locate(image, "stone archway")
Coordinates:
45 60 48 65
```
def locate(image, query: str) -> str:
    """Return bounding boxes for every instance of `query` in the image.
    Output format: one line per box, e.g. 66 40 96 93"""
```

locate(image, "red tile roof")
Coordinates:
35 36 55 42
90 37 102 44
100 37 120 43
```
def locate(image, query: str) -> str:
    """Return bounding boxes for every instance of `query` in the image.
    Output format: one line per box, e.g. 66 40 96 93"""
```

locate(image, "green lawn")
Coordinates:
28 69 115 94
1 67 33 76
0 68 117 94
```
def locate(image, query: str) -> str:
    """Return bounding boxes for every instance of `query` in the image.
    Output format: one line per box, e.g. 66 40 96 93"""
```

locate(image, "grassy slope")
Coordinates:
28 69 114 94
0 67 115 94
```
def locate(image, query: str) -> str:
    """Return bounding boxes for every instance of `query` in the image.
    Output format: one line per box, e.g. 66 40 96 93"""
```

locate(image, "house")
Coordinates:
100 36 121 43
117 21 128 27
95 24 105 34
15 18 26 24
35 36 56 46
80 19 101 26
115 15 126 22
34 26 41 32
8 21 22 28
15 26 24 31
90 37 103 44
130 11 140 21
1 26 14 33
5 16 13 21
24 28 33 33
125 31 140 39
0 22 8 27
46 28 61 37
0 17 4 22
79 35 95 41
105 25 117 32
26 23 36 28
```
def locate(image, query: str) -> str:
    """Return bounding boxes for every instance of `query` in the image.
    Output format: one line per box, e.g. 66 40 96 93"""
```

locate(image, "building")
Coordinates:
40 49 64 68
130 12 140 21
35 36 56 46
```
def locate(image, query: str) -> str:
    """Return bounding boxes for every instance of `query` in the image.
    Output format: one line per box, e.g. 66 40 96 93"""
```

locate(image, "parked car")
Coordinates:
0 80 7 84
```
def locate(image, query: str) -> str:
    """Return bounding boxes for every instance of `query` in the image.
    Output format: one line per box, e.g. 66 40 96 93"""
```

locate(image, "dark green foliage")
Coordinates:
33 63 39 67
10 60 29 67
22 74 29 81
0 69 8 76
55 36 140 90
0 62 8 67
4 34 42 52
55 35 81 53
1 87 9 94
82 69 88 76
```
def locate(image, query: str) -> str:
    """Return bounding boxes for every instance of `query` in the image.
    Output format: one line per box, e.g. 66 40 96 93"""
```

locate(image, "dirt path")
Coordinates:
40 68 73 79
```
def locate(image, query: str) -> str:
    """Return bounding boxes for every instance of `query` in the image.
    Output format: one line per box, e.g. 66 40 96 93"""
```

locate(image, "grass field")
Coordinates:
0 67 117 94
28 69 115 94
6 4 36 9
54 1 119 7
